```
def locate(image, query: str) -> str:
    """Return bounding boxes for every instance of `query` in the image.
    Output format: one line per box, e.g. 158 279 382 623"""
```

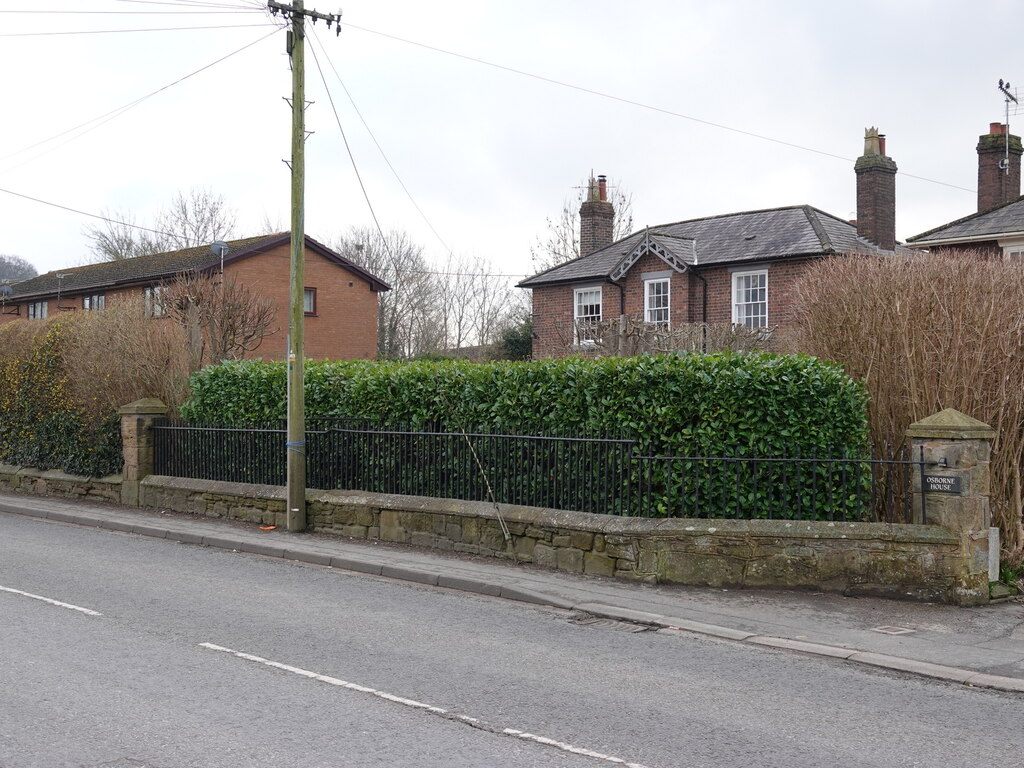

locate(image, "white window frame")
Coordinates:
732 270 768 329
573 286 602 346
1006 249 1024 263
144 285 166 318
27 300 47 319
82 293 105 311
644 277 670 326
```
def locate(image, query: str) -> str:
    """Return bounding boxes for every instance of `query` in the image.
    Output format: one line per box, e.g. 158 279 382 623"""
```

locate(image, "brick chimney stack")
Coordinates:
977 122 1022 212
854 127 898 251
579 174 614 256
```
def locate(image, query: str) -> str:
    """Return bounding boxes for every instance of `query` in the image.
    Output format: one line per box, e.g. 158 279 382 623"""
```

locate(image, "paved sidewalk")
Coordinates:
2 490 1023 693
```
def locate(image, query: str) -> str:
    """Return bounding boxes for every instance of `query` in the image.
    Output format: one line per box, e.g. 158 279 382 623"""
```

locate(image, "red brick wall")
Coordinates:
530 257 819 358
1 244 380 361
225 242 378 360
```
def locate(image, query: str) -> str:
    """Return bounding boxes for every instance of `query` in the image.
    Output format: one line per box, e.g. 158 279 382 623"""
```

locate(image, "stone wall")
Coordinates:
0 464 121 504
138 474 963 602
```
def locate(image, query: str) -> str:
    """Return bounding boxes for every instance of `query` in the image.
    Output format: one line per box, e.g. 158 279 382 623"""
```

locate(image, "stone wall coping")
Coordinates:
144 475 287 500
119 398 169 416
1 465 122 484
149 477 957 546
906 408 995 440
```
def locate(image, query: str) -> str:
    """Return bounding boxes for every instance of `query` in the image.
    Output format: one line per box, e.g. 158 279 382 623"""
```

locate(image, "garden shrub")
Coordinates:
182 353 869 520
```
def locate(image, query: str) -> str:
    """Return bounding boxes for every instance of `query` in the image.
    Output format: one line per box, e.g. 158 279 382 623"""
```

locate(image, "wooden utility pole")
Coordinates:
268 0 340 532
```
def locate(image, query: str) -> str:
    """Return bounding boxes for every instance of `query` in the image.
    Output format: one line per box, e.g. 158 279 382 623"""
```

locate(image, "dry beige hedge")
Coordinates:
793 251 1024 562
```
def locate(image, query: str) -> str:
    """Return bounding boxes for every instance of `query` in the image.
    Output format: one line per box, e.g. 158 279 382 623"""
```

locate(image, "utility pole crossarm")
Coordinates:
268 0 342 34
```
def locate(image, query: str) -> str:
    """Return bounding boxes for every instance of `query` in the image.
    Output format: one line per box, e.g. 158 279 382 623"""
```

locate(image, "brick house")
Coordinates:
520 130 905 358
0 232 390 361
907 123 1024 256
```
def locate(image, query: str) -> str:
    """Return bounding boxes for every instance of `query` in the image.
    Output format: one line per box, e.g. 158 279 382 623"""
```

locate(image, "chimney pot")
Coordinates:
991 122 1005 135
597 175 607 202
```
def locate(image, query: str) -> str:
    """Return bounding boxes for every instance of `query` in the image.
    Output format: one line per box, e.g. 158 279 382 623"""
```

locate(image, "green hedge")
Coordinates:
183 353 868 455
179 354 871 521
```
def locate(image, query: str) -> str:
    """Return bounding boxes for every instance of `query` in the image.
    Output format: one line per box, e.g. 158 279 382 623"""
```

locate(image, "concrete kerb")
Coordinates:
2 499 1023 695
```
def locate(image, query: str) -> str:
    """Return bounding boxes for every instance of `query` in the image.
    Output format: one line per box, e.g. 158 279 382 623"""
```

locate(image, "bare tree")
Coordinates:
82 208 163 262
154 188 237 251
334 227 440 358
530 177 635 272
0 254 37 282
82 188 237 263
161 271 277 367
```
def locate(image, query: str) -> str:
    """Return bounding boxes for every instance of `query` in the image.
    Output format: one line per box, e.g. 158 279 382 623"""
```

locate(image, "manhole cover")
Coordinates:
870 625 916 635
569 612 656 633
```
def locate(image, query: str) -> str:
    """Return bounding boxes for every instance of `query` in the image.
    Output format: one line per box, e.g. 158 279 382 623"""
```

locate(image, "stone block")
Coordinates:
403 512 433 533
745 555 816 587
514 536 536 560
445 523 463 542
584 552 615 577
552 535 571 548
534 543 558 569
638 549 659 574
606 541 636 561
593 534 605 552
661 552 745 587
557 547 584 573
461 517 480 543
570 531 594 550
379 510 407 542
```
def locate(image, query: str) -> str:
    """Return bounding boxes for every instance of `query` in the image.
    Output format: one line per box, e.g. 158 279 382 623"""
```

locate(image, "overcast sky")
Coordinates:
1 0 1021 281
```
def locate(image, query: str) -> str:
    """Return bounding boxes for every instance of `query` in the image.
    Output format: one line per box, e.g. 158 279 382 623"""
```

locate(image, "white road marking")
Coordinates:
0 584 102 616
199 642 651 768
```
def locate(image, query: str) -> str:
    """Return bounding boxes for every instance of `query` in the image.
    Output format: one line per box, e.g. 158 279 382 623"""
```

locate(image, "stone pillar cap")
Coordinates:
119 398 169 416
906 408 995 439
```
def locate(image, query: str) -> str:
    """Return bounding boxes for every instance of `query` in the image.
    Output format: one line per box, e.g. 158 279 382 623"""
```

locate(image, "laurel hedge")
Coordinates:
183 353 865 453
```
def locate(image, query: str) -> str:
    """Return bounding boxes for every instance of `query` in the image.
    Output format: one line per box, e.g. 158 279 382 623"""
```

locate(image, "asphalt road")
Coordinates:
2 513 1022 768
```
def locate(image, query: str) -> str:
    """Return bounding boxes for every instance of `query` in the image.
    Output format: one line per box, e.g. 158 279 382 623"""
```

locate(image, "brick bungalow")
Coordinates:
520 129 907 358
907 123 1024 256
0 232 390 361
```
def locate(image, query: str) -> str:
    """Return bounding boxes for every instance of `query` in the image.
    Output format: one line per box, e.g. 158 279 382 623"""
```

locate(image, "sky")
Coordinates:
1 0 1022 282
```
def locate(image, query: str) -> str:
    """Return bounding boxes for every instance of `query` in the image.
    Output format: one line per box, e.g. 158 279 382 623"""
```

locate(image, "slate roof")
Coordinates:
11 233 390 298
519 205 901 287
906 196 1024 245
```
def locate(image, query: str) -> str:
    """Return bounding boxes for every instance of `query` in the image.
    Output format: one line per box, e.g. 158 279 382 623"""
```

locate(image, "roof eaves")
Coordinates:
906 196 1024 242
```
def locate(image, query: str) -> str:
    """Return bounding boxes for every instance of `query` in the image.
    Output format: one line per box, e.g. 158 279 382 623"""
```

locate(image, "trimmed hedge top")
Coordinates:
182 353 868 456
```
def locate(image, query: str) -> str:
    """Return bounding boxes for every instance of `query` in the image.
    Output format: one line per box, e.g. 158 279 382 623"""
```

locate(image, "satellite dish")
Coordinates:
211 241 229 258
0 284 12 298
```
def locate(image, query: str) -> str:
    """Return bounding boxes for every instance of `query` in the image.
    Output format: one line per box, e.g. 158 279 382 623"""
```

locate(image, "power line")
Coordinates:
0 29 280 171
0 23 276 37
0 186 178 240
340 21 975 195
306 31 401 274
116 0 260 8
0 9 264 14
310 28 455 258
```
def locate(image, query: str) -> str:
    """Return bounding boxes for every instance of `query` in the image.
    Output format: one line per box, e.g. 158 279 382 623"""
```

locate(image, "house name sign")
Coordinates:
924 474 962 494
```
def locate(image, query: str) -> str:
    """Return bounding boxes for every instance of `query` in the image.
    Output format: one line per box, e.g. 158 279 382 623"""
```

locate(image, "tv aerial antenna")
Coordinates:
997 79 1019 173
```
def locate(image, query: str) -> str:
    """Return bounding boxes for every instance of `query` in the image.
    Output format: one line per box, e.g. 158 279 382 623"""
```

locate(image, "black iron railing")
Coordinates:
151 420 923 522
633 445 919 523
